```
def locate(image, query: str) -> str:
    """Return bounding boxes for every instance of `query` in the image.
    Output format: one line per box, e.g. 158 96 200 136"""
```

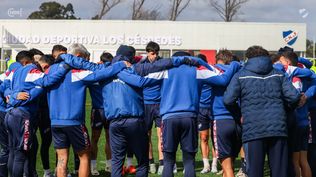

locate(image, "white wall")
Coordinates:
0 20 306 60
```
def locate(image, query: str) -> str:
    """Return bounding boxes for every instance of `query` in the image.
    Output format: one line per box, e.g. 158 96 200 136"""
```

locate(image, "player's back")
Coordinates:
11 64 43 116
160 64 200 120
47 64 90 126
103 74 144 120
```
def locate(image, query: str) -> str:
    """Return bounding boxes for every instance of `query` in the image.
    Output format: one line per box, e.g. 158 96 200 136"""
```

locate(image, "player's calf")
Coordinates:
56 149 69 177
78 149 90 177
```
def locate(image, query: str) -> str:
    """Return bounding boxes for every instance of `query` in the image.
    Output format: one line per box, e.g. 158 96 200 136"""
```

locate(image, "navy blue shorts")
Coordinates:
38 108 51 134
51 124 90 153
162 116 198 153
144 104 162 130
5 108 35 151
293 126 309 152
91 109 109 130
198 108 211 131
212 119 242 160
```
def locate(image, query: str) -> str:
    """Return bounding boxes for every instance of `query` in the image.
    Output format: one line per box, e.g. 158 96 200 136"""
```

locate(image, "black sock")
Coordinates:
149 158 154 164
159 160 164 166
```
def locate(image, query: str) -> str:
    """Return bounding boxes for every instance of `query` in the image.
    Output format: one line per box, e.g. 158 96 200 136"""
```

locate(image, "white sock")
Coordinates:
106 159 112 167
202 158 210 168
91 160 97 168
127 158 133 167
44 169 51 175
212 158 217 166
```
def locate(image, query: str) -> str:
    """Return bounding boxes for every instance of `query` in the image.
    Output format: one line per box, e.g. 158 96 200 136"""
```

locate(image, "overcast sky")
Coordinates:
0 0 315 38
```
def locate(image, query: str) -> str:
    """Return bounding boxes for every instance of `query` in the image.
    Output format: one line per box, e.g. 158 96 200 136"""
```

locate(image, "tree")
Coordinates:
28 1 78 19
131 0 161 20
92 0 124 20
132 0 145 20
169 0 191 21
306 39 316 58
209 0 248 22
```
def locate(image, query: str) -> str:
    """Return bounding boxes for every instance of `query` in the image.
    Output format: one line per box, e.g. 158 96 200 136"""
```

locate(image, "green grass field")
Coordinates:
35 94 270 177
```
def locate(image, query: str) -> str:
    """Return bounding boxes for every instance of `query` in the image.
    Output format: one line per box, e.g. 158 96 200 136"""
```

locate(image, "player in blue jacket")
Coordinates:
89 52 113 175
0 61 22 177
211 50 242 177
0 79 8 177
278 51 316 177
28 48 54 177
37 55 56 177
141 42 165 174
117 51 240 177
195 54 214 174
5 51 70 177
45 44 128 177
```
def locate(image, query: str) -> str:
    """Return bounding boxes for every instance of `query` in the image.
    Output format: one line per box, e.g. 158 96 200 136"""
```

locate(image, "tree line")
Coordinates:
27 0 249 21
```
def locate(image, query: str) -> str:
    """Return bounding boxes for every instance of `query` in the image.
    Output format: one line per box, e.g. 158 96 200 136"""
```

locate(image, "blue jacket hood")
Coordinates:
112 55 131 64
244 56 273 75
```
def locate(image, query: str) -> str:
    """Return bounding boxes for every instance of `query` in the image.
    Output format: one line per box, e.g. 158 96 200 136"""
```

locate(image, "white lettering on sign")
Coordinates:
3 33 183 46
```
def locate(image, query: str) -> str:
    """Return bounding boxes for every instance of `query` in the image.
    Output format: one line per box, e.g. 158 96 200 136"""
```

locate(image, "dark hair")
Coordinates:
232 55 240 62
270 53 281 64
197 54 207 62
16 50 33 63
52 45 67 53
129 46 136 56
146 41 160 53
39 55 55 66
281 51 298 66
245 46 269 59
100 52 113 63
278 46 294 55
216 49 233 64
29 48 44 56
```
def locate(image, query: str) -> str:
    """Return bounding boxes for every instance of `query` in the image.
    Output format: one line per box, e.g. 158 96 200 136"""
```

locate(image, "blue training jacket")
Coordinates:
7 63 69 118
276 65 316 127
88 83 104 109
100 56 176 120
88 62 112 110
0 80 7 112
3 62 23 98
141 58 161 104
199 83 212 109
44 55 126 126
118 61 240 120
0 62 23 112
211 64 235 120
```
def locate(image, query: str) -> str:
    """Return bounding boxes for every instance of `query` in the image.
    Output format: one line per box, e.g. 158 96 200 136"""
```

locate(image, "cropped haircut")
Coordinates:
245 46 269 59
